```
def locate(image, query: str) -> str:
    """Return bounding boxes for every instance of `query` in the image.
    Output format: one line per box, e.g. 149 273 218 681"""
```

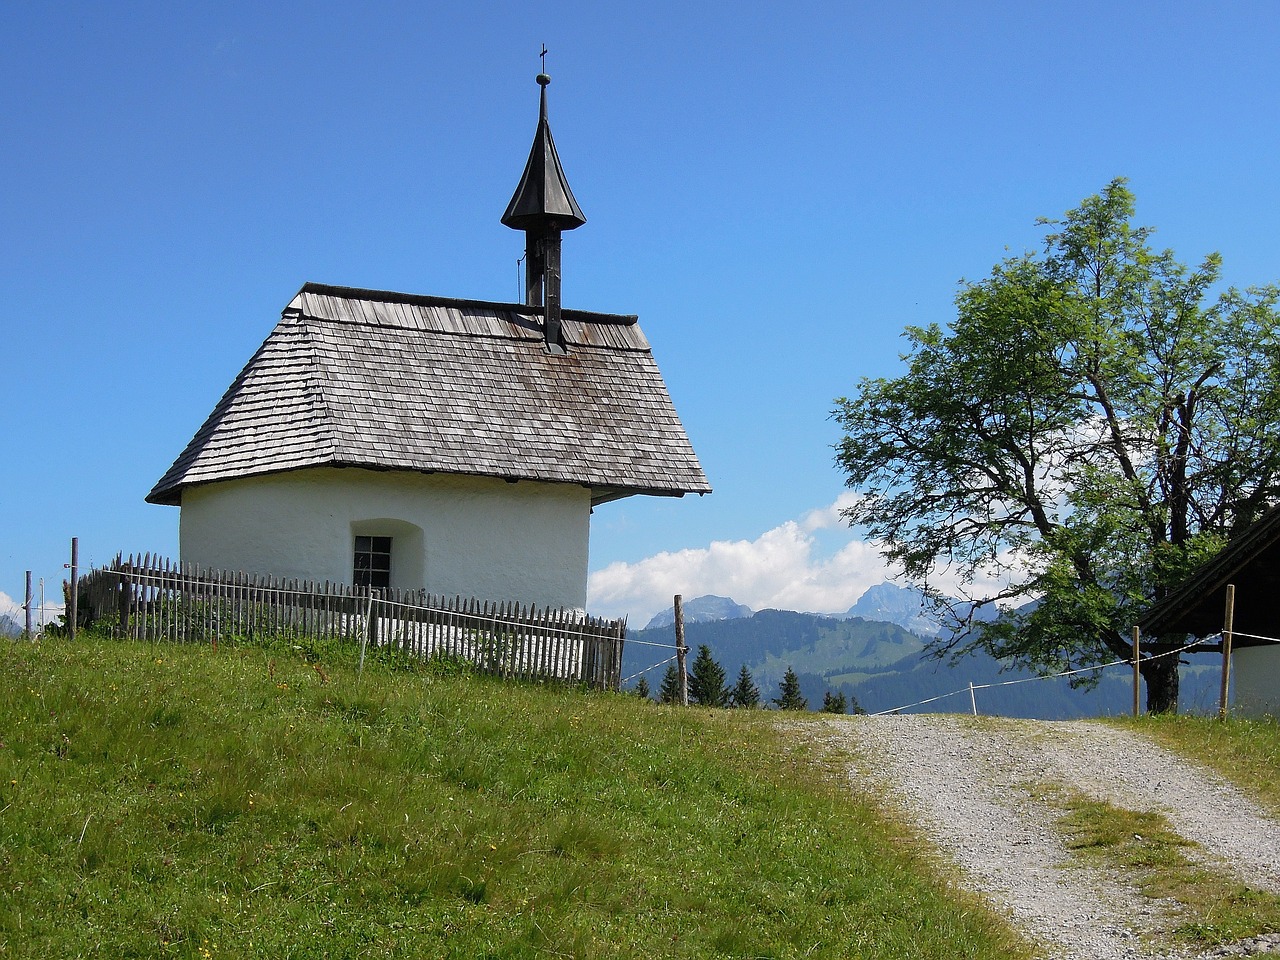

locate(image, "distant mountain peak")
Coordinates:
842 582 940 638
644 595 753 630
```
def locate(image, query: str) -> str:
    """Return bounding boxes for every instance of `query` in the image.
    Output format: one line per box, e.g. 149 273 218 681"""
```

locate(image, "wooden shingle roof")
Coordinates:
1138 506 1280 644
147 282 711 507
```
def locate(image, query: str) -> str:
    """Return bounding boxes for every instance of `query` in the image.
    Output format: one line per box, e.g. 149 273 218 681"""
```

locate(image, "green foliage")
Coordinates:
833 179 1280 712
730 664 761 708
0 637 1032 959
688 644 729 707
657 661 683 704
821 690 848 714
773 666 808 710
633 675 651 700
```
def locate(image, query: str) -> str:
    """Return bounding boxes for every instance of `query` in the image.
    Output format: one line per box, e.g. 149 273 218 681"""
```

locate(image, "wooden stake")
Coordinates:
1219 583 1235 721
68 537 79 640
674 594 689 706
24 571 33 639
1132 625 1141 718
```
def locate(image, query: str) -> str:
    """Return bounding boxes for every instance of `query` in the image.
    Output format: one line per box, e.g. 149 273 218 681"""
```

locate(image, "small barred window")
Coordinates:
353 535 392 590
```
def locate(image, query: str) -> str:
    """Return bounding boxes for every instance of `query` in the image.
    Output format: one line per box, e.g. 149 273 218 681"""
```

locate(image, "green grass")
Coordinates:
0 636 1030 959
1052 791 1280 947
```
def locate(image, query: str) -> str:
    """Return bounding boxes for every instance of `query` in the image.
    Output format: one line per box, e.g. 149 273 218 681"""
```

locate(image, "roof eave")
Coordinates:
150 464 711 510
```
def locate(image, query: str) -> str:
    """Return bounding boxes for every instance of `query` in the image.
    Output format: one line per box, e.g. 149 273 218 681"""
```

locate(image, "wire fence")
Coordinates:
621 616 1280 717
865 633 1279 716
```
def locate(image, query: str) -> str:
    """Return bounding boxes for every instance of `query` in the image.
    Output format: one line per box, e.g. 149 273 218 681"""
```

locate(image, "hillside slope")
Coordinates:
0 636 1030 959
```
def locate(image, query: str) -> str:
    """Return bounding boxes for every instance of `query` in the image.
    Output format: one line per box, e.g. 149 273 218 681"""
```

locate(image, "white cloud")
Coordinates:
587 496 898 626
799 491 862 532
587 493 1027 626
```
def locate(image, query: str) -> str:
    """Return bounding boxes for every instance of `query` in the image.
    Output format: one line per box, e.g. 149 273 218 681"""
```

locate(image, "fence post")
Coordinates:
1219 583 1236 721
117 559 131 639
68 537 79 640
674 594 689 706
968 682 978 716
612 619 626 692
24 571 33 639
358 588 375 679
1132 625 1141 718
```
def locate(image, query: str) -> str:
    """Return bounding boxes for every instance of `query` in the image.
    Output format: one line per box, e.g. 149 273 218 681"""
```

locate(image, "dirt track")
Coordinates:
807 715 1280 960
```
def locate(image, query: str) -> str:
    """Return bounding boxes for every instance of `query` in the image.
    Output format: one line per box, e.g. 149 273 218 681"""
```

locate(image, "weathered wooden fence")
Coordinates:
75 555 626 691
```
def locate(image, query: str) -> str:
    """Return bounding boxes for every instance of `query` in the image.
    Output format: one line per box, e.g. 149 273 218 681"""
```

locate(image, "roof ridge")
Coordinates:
296 282 637 326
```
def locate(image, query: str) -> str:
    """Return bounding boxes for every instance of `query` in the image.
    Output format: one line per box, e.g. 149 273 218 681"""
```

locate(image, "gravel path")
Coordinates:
806 715 1280 960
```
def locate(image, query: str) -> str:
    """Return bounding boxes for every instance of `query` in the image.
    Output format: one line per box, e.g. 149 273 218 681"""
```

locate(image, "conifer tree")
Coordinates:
688 644 729 707
772 667 808 710
821 690 847 714
658 662 684 704
730 664 760 708
635 676 651 700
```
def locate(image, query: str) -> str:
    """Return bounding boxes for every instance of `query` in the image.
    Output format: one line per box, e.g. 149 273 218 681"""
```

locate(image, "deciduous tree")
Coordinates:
833 179 1280 713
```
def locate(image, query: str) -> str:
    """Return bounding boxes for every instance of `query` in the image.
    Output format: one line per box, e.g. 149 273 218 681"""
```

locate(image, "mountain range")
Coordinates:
628 585 1220 719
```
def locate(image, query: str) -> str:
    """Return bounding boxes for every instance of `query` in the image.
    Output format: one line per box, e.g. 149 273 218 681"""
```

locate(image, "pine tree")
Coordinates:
658 663 684 704
821 690 847 714
688 644 729 707
635 676 651 700
730 664 760 709
772 667 808 710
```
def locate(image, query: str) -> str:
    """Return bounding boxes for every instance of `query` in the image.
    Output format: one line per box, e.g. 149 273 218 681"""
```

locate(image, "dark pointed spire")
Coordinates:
502 73 586 232
503 68 585 353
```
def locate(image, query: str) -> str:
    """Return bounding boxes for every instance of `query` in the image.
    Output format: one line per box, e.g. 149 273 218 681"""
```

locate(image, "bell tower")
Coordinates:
501 65 586 352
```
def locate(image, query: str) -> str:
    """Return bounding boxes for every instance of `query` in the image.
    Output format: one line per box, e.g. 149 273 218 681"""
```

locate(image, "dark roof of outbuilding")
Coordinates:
147 282 710 507
1138 506 1280 643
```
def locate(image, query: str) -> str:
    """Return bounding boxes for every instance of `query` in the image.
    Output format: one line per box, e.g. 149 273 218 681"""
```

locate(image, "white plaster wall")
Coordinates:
1234 646 1280 719
178 468 591 609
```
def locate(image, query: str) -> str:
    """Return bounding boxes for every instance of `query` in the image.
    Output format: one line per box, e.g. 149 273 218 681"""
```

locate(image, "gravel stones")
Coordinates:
806 715 1280 960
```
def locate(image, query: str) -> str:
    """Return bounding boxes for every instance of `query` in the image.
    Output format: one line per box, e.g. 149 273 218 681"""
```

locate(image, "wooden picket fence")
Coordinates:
75 554 626 691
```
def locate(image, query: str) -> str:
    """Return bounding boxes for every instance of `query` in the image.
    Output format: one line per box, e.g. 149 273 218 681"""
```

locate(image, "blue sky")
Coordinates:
4 1 1280 627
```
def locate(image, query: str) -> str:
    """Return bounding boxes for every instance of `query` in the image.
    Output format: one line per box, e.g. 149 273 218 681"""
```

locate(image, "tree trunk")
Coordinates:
1139 652 1180 714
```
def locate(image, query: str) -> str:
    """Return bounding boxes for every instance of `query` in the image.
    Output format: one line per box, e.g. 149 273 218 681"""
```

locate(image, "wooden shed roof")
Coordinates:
147 282 711 508
1138 506 1280 645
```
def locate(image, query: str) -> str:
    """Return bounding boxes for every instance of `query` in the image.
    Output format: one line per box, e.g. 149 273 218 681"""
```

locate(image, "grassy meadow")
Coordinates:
0 635 1031 960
